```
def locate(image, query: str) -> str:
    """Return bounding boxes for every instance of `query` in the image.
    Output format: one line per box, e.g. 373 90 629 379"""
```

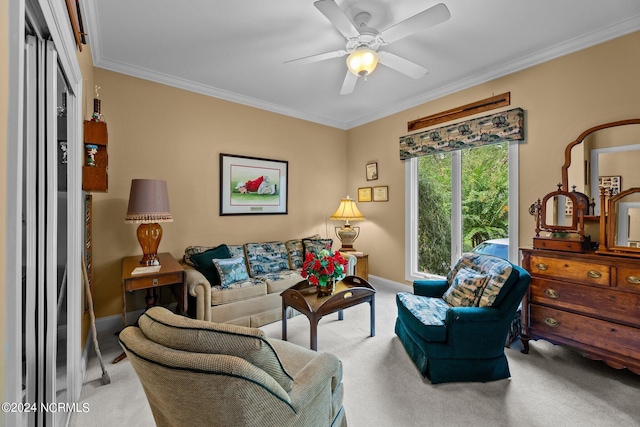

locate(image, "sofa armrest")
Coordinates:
339 252 357 277
183 264 212 322
413 279 449 297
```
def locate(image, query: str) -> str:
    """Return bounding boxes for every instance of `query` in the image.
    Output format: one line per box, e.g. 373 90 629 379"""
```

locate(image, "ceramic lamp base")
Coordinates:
137 223 163 266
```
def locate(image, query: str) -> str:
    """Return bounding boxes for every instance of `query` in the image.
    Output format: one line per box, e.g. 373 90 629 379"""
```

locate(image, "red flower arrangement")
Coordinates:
301 247 348 287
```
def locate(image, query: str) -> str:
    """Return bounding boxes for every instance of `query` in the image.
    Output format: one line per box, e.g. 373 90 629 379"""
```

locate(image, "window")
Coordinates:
405 142 519 280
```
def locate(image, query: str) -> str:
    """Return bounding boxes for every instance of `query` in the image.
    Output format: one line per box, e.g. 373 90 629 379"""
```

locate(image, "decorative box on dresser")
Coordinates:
520 248 640 374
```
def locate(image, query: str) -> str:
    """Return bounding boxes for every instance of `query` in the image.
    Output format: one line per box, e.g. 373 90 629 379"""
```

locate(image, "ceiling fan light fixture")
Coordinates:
346 48 378 77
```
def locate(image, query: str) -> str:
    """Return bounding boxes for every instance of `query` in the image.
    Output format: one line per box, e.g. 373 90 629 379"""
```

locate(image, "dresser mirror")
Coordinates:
561 119 640 217
598 187 640 257
533 185 588 252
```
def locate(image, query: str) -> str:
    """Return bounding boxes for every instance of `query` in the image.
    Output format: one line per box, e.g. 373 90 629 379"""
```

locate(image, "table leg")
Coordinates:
310 318 318 351
370 294 376 337
338 309 344 321
282 301 288 341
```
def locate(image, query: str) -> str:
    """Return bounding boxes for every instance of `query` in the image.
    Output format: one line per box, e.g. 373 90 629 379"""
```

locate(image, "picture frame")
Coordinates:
366 162 378 181
373 186 389 202
220 153 288 215
358 187 372 202
598 175 621 196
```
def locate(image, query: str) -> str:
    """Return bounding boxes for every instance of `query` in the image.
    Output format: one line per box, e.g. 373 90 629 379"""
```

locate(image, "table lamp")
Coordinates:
330 196 365 251
125 179 173 266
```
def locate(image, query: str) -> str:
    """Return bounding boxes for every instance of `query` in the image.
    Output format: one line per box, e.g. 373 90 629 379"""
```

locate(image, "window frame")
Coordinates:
404 141 520 281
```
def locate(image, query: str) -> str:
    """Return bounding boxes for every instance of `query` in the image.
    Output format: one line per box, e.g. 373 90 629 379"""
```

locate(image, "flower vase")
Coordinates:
317 277 335 297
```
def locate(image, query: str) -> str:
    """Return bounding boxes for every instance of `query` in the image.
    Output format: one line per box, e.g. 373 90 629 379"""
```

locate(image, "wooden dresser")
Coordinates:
521 248 640 374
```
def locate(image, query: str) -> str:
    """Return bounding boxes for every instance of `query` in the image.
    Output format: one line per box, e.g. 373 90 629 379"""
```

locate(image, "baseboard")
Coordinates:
367 275 410 290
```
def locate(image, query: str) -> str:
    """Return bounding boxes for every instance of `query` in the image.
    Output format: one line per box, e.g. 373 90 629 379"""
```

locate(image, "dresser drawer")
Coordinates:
529 254 610 286
530 305 640 360
530 278 640 328
616 266 640 292
125 272 183 292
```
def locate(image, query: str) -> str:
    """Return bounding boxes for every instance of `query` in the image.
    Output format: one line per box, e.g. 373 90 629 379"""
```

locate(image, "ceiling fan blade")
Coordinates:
284 50 347 65
379 3 450 45
340 71 358 95
314 0 360 40
378 51 428 79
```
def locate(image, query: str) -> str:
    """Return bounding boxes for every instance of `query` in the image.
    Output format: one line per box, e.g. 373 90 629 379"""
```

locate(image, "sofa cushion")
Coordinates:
138 306 294 392
210 279 267 305
254 270 304 294
245 242 290 276
443 267 489 307
396 292 449 342
213 256 250 288
189 244 233 286
227 244 246 259
302 238 333 257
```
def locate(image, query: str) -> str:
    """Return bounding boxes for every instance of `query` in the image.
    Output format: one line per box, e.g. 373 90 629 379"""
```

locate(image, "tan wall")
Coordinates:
1 0 8 414
91 69 348 318
347 31 640 284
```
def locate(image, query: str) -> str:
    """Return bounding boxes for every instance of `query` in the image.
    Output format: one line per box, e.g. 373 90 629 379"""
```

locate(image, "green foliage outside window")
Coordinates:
417 144 509 276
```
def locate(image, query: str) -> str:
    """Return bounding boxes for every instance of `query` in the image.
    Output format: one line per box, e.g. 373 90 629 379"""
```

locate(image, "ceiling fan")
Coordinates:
286 1 451 95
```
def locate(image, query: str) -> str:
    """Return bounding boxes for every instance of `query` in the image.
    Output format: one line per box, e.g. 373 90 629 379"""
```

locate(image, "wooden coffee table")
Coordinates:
281 276 376 351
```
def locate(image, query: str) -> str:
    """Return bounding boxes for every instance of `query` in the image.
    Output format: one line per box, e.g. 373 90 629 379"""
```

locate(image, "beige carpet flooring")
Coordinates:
71 280 640 427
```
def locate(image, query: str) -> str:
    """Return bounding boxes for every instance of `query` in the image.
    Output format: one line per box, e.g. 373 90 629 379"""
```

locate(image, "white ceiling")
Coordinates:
81 0 640 130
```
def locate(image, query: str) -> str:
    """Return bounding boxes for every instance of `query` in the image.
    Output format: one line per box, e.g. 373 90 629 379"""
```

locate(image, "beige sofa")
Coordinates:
181 237 356 327
120 306 347 427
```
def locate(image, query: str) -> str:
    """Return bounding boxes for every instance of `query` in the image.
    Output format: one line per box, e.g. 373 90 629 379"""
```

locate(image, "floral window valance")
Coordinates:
399 108 524 160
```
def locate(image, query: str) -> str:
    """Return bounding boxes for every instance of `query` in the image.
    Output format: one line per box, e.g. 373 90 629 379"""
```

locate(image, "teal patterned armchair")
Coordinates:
395 253 530 384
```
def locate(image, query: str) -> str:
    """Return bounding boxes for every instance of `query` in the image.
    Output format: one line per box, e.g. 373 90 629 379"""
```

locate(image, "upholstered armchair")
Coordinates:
395 253 530 384
119 307 347 427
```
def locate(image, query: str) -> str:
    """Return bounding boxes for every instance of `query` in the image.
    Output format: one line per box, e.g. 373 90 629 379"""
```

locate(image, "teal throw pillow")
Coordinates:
213 257 250 288
189 244 232 286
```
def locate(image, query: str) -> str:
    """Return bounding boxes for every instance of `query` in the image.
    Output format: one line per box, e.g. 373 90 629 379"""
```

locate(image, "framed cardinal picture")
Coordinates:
220 153 288 215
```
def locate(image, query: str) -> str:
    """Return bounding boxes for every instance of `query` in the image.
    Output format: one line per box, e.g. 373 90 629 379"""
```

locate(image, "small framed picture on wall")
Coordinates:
358 187 372 202
366 162 378 181
373 186 388 202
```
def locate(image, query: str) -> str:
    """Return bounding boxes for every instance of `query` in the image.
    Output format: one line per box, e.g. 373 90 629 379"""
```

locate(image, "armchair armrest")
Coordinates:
413 279 449 297
288 352 342 411
445 306 509 356
183 264 212 322
339 252 357 277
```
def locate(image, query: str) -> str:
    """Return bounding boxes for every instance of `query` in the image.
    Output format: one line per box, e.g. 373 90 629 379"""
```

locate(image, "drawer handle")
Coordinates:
536 263 548 271
545 288 559 299
544 317 559 328
587 270 602 279
153 278 159 286
627 276 640 285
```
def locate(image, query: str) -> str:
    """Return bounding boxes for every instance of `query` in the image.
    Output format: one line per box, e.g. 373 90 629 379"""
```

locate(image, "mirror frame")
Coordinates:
598 186 640 257
561 118 640 201
535 187 584 237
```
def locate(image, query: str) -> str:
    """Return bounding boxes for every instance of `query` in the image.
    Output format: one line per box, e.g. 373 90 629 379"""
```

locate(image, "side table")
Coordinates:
353 254 369 280
114 252 186 363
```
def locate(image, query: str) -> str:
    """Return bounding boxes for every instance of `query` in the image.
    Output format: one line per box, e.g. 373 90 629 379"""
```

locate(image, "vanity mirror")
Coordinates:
533 184 590 252
561 118 640 217
598 187 640 258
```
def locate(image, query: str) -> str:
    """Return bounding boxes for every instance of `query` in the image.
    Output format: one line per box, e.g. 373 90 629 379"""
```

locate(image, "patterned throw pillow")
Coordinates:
443 267 489 307
285 239 304 269
245 242 290 276
302 238 333 257
212 257 250 288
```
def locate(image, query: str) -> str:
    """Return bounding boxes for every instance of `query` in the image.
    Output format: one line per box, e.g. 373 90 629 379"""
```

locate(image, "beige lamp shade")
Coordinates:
125 179 173 223
330 196 365 251
330 196 365 224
